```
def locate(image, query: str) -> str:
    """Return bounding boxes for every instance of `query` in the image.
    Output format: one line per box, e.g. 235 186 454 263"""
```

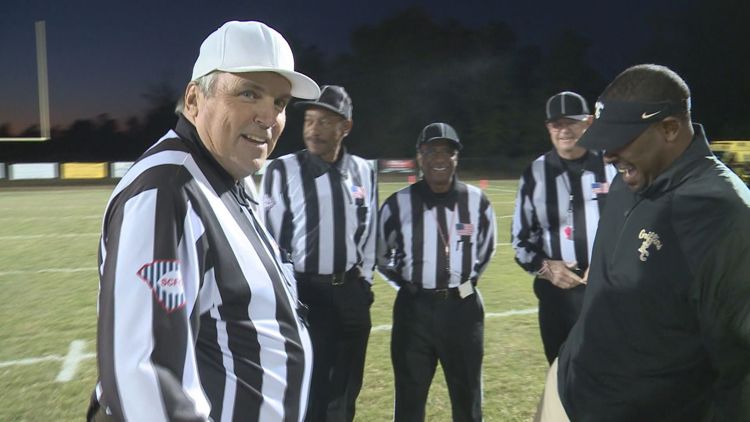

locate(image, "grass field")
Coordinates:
0 179 547 421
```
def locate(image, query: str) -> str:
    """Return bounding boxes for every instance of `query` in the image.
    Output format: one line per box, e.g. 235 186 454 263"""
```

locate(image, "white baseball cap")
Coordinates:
191 21 320 99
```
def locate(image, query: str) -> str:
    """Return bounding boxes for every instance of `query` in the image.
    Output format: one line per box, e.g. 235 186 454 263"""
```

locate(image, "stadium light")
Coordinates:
0 20 51 142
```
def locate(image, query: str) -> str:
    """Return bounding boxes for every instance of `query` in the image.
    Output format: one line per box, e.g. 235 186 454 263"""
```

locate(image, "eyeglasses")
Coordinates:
546 119 586 131
420 145 458 158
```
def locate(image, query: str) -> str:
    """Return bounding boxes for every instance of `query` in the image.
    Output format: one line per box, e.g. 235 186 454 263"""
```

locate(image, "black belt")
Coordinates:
295 266 361 286
417 286 462 300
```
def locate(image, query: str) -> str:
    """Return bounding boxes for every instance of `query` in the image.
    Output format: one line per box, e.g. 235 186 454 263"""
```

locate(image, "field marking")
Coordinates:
371 307 537 332
0 206 100 211
1 307 539 373
496 242 511 246
0 355 65 368
56 340 87 382
0 233 99 240
0 340 96 384
496 215 512 219
0 215 101 222
0 267 98 277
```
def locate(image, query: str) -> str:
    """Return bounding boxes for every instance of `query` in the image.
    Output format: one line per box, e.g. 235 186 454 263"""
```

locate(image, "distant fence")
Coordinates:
0 156 528 183
0 162 134 181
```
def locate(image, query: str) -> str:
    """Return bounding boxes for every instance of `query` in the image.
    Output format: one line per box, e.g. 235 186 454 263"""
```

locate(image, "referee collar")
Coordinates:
414 176 461 209
300 148 352 179
174 115 256 207
546 149 602 176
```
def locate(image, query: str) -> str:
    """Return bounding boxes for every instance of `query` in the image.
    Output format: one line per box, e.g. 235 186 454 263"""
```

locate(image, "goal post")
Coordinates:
0 20 51 142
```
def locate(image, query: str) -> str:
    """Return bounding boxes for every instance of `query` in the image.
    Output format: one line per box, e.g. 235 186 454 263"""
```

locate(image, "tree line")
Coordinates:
4 2 748 164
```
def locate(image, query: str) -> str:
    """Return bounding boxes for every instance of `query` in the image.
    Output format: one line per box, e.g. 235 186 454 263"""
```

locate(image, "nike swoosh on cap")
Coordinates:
641 111 661 119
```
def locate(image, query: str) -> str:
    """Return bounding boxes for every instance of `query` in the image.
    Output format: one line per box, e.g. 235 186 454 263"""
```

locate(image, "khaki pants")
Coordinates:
533 358 570 422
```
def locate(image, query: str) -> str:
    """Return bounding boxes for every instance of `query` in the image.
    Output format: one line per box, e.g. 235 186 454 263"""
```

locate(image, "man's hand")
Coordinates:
537 260 586 289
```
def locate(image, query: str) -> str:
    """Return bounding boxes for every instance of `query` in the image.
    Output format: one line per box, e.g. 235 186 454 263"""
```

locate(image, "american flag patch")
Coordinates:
137 260 185 313
350 185 366 200
591 182 610 195
456 223 474 236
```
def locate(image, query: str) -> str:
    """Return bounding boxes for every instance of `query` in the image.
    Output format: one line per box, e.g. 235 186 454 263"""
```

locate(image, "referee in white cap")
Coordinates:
89 21 319 422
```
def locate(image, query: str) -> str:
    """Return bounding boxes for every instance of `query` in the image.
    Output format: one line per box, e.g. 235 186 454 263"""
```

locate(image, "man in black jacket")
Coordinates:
535 64 750 421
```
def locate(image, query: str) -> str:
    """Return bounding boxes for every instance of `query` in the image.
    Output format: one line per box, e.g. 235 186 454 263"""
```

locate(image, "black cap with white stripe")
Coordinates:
416 122 462 150
545 91 590 122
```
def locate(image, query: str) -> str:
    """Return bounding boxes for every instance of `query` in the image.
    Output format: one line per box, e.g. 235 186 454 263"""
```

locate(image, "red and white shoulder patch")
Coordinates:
137 260 185 313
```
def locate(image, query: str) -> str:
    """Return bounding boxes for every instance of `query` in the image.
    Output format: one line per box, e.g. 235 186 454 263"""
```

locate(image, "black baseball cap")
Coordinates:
578 97 691 152
545 91 590 122
294 85 352 119
416 122 462 150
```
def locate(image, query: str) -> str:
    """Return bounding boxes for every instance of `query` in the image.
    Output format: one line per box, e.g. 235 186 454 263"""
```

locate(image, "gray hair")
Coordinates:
175 71 219 115
195 71 218 97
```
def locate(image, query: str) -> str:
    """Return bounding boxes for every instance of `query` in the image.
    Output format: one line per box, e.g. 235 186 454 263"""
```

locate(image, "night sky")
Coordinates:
2 0 682 131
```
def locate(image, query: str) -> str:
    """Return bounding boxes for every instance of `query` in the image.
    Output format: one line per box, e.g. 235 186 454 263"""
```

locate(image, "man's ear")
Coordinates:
341 119 353 137
184 83 200 120
660 117 681 143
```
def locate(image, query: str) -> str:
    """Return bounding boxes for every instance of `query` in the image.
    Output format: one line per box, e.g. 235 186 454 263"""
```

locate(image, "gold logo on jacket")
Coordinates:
637 229 662 261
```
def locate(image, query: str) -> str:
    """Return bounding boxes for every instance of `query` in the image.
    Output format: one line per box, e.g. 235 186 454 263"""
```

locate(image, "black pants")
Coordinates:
391 286 484 422
297 272 372 422
533 277 586 364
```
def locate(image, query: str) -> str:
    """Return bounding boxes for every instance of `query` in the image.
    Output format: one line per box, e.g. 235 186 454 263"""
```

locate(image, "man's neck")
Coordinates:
557 147 586 160
320 146 343 164
425 180 451 194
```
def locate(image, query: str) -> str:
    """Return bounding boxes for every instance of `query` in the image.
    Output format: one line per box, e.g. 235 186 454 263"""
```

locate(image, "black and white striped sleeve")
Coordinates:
97 168 210 421
360 164 379 282
260 158 293 254
376 193 405 287
474 191 497 277
511 167 547 274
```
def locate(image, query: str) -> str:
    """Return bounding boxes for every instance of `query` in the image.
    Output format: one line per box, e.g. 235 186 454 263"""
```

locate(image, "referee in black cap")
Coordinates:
511 91 616 364
377 123 496 422
260 85 377 422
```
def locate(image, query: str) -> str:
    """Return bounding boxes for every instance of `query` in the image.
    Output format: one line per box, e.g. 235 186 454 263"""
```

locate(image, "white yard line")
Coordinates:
0 267 98 277
0 355 64 368
56 340 88 382
496 242 511 246
371 307 537 332
482 188 518 194
0 215 100 221
496 215 513 219
0 233 99 240
1 339 96 384
2 308 539 375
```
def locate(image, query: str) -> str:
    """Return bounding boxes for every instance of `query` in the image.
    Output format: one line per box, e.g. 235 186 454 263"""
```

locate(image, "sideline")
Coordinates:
0 267 97 277
0 233 99 240
0 308 539 379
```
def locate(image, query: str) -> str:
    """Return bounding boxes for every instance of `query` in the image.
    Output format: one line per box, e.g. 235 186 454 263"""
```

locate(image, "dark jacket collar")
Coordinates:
640 123 712 198
173 115 255 206
414 176 463 209
299 148 351 179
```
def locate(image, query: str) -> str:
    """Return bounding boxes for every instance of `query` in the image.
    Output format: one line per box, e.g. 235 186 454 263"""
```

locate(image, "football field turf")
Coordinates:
0 179 547 421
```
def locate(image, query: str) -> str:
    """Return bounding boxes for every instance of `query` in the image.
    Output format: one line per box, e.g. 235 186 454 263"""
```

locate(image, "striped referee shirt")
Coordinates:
93 116 312 422
260 149 377 281
377 179 496 289
511 149 616 273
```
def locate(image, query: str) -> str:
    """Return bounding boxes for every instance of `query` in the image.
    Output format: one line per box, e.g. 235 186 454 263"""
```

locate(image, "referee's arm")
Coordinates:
475 193 497 277
360 167 379 283
97 187 209 421
511 173 548 274
259 159 289 243
375 196 403 288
